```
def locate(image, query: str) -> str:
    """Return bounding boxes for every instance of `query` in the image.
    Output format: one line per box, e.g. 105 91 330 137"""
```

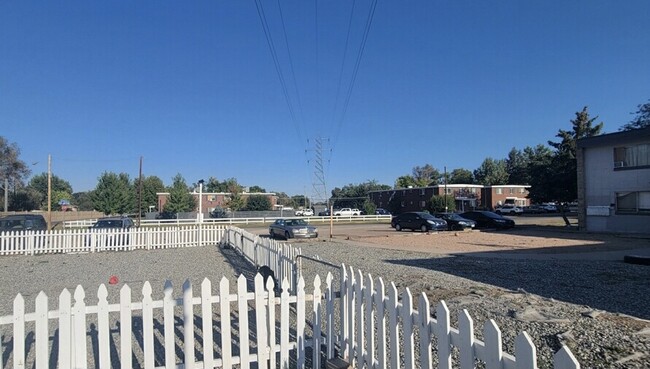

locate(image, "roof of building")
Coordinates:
577 127 650 148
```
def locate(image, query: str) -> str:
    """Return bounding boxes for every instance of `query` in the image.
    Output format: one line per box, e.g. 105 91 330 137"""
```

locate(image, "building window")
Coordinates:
496 188 503 195
616 191 650 214
420 201 426 208
401 201 405 207
614 144 650 168
208 195 216 201
509 188 514 194
519 188 525 194
420 189 425 196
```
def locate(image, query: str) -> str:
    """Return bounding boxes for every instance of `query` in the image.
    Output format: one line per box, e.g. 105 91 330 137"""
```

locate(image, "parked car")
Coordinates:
0 214 47 232
375 208 391 215
88 216 134 246
334 208 360 216
269 218 318 239
391 212 447 232
434 213 476 231
459 211 515 229
494 205 523 215
522 205 545 214
318 209 331 217
541 203 559 213
295 208 314 216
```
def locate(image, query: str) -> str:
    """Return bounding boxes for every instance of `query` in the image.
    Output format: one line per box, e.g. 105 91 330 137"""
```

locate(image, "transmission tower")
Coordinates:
308 137 330 205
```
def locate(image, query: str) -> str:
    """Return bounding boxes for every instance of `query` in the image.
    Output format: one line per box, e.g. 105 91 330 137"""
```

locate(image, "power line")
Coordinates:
333 0 378 149
253 0 303 141
276 0 306 128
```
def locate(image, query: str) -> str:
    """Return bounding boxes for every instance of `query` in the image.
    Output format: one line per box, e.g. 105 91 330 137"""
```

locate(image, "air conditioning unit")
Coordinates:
614 161 625 168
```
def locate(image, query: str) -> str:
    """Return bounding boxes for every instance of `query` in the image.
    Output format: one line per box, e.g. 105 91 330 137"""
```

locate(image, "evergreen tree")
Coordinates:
245 195 271 211
547 106 603 202
448 168 474 184
134 176 166 214
164 174 196 214
92 172 133 215
620 100 650 131
473 158 509 185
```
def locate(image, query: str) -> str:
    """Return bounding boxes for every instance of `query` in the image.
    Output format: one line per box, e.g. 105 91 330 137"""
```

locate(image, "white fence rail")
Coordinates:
0 225 225 256
0 273 338 369
62 214 392 228
339 264 580 369
222 226 302 294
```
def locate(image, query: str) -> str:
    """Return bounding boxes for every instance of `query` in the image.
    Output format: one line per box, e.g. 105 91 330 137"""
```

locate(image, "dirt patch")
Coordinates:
329 225 650 260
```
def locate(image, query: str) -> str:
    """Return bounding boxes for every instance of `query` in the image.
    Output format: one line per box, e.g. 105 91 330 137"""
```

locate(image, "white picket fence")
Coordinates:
0 273 338 369
339 265 580 369
0 225 225 256
222 226 301 293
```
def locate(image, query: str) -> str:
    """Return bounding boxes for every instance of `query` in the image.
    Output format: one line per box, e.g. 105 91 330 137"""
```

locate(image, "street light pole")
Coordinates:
198 179 204 222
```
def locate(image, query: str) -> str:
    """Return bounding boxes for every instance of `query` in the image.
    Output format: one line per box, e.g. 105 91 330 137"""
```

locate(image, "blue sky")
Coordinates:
2 1 649 198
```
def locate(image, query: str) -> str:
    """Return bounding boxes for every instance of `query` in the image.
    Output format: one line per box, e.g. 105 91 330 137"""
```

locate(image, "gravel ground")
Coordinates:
1 225 650 369
289 229 650 369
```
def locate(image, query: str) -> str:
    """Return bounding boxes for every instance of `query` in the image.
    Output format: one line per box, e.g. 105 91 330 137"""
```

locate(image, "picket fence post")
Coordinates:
459 309 475 369
437 301 452 369
13 293 25 369
120 285 133 369
35 292 48 369
58 289 72 369
237 275 251 369
201 278 214 369
312 275 323 369
97 285 110 369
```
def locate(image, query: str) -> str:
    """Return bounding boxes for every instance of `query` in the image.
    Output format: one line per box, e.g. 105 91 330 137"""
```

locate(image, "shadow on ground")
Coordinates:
386 245 650 319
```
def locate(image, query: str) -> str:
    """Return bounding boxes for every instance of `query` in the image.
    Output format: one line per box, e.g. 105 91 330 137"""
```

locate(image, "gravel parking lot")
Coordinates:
1 220 649 368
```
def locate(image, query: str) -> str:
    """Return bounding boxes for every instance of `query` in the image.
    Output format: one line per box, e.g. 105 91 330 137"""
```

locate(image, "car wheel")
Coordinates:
420 224 428 232
269 229 274 239
284 231 291 240
451 224 462 231
395 224 402 231
495 210 502 214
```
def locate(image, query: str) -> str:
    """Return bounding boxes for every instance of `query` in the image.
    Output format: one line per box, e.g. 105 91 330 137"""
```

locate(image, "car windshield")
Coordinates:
285 219 307 226
0 219 24 230
418 213 437 220
93 220 123 228
440 214 461 220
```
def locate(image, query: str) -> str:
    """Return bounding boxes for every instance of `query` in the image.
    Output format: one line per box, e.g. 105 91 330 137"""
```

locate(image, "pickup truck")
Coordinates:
334 208 361 216
294 209 314 216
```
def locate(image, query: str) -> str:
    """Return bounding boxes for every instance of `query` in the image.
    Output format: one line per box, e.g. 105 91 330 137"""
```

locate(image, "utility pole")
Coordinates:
47 154 52 230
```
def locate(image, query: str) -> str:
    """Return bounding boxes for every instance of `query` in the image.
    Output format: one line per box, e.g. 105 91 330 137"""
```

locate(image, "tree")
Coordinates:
248 185 267 193
362 199 377 215
505 148 530 185
412 164 441 186
0 137 31 196
394 175 418 189
428 195 456 213
27 173 74 209
448 168 474 184
133 176 165 214
474 158 509 185
330 180 391 208
547 106 603 202
524 145 554 203
72 191 95 211
245 195 272 211
205 177 243 193
9 188 41 211
164 174 196 214
620 100 650 131
92 172 133 215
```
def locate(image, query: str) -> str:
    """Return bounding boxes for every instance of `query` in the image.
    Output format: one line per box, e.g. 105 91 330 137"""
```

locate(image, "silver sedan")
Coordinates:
269 218 318 240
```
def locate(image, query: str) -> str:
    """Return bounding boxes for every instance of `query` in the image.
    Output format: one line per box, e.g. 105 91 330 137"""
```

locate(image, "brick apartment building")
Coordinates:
368 184 530 214
157 192 278 214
